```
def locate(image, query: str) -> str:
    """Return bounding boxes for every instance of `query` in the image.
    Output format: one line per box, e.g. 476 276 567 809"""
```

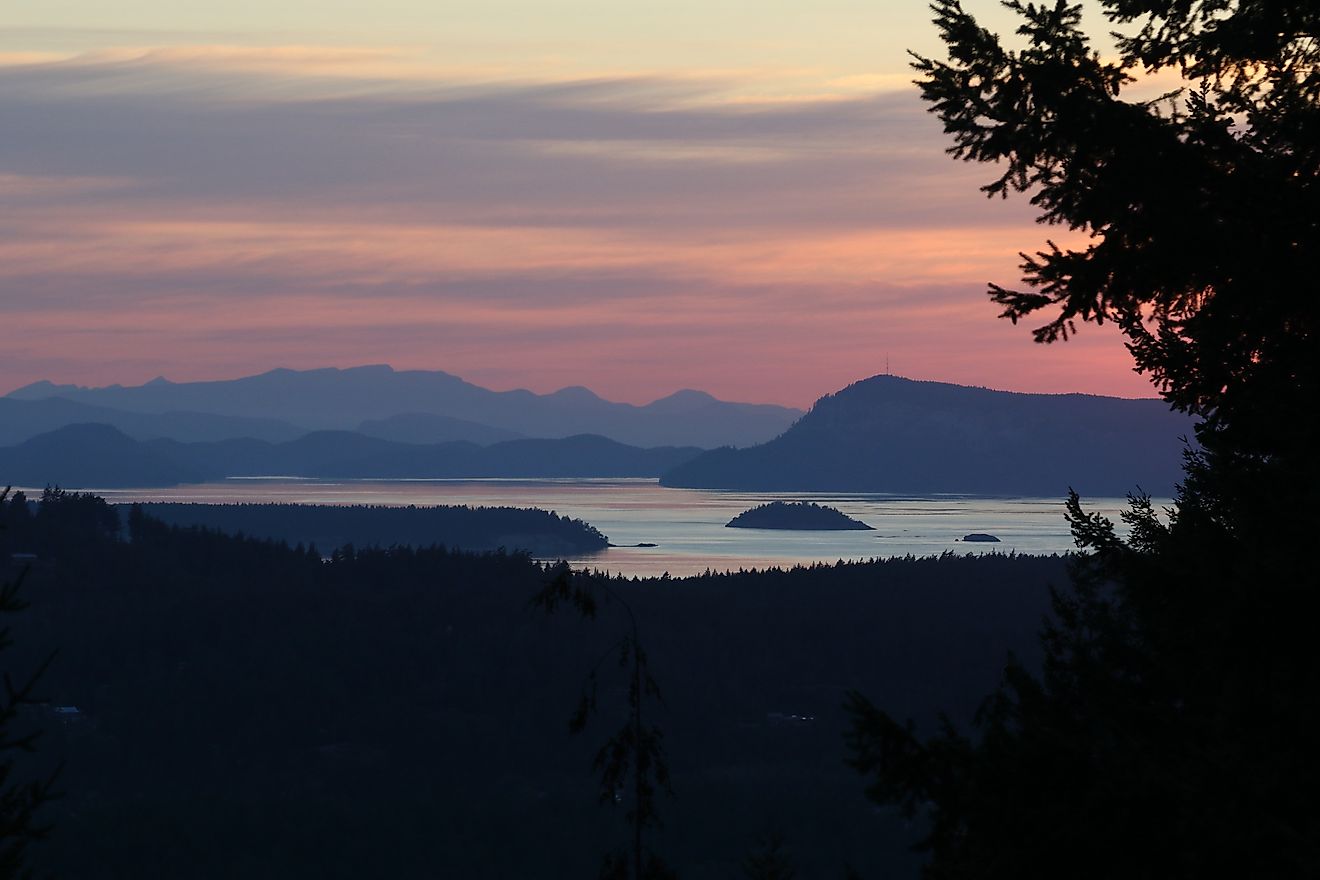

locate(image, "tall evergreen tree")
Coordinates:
848 2 1319 875
533 566 675 880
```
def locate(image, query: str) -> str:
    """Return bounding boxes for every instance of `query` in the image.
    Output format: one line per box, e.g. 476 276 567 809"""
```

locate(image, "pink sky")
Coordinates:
0 42 1156 407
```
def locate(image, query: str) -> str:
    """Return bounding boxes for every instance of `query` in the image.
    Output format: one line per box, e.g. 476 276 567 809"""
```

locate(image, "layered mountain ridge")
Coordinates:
6 365 802 449
2 370 1193 494
0 424 702 488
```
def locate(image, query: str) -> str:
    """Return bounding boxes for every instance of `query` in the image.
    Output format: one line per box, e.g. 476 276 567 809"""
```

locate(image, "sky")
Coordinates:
0 1 1158 407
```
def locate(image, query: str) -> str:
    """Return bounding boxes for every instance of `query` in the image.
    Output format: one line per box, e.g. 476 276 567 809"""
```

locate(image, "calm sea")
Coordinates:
77 478 1165 578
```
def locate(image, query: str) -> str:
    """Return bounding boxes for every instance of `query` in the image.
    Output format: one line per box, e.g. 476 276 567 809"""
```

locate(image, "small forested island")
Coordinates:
961 533 1001 543
726 501 873 531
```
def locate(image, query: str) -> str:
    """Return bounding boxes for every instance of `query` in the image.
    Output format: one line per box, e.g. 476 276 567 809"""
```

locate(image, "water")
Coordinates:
75 478 1165 578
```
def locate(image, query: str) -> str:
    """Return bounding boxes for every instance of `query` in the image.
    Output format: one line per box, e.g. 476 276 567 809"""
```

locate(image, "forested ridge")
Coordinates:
129 502 609 556
2 489 1062 878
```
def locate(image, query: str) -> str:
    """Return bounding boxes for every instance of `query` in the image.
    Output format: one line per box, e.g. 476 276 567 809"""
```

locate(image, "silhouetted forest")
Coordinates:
130 502 609 556
2 489 1063 878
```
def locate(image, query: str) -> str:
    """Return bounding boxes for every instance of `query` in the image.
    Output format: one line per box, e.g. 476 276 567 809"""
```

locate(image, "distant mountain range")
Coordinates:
1 369 1195 495
0 424 702 488
6 365 802 449
661 375 1195 496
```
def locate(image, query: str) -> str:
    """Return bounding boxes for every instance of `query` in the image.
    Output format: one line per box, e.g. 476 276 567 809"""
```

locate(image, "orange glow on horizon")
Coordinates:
0 43 1152 408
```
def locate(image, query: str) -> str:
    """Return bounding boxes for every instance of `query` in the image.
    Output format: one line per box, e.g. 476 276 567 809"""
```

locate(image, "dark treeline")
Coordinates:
129 502 609 556
3 489 1063 879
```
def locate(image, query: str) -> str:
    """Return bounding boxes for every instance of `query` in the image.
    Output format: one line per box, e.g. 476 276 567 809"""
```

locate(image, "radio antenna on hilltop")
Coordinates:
885 354 890 376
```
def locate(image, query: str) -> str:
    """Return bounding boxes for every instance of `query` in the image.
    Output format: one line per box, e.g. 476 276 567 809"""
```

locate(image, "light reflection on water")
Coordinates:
86 478 1166 578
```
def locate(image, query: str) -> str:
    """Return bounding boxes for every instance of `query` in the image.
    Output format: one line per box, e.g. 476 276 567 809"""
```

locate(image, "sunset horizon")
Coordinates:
3 359 1166 410
2 1 1153 406
5 2 1305 877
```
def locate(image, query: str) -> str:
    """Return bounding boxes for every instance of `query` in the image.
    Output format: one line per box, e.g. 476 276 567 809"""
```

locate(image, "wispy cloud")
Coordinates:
0 47 1143 404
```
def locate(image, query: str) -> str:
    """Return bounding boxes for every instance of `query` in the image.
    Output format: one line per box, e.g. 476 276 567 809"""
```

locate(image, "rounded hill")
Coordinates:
662 374 1193 496
726 501 873 531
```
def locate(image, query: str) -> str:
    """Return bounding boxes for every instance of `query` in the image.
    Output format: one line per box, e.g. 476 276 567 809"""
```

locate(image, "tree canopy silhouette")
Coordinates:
912 0 1316 438
849 2 1320 876
533 566 675 880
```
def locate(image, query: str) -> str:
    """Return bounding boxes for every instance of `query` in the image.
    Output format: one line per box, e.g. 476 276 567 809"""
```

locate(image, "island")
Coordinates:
726 501 874 531
961 533 1001 543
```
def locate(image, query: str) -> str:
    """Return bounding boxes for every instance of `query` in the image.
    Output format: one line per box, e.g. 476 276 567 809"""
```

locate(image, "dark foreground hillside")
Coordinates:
2 490 1064 879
